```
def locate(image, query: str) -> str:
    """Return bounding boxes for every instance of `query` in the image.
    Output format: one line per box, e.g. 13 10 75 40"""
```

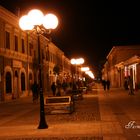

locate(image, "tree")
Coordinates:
53 65 60 75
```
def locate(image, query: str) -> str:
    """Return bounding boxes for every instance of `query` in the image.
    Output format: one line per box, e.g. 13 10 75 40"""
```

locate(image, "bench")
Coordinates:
44 95 75 114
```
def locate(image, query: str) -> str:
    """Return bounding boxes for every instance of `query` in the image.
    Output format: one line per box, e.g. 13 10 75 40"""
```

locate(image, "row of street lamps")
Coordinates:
70 58 94 80
70 58 84 81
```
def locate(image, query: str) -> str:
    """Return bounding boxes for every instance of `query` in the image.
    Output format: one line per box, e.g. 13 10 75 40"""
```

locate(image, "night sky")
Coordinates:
1 0 140 72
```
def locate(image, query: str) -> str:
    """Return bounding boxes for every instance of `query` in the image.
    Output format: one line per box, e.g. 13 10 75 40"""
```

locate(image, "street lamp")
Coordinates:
19 9 58 129
70 58 84 81
81 67 90 72
85 70 95 79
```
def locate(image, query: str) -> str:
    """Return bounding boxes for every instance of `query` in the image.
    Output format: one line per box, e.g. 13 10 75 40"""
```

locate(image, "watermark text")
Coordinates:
125 121 140 129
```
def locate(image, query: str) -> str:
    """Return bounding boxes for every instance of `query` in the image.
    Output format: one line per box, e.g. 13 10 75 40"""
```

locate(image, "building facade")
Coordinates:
0 6 71 101
102 45 140 89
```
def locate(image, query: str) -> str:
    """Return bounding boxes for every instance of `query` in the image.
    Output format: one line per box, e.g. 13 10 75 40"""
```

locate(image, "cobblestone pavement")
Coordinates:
0 89 102 139
0 94 100 126
0 84 140 140
46 96 100 123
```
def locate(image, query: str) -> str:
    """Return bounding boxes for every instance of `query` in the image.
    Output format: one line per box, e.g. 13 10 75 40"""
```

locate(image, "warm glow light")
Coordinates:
43 14 58 29
28 9 44 25
19 9 58 31
81 67 90 71
71 59 76 64
77 58 84 65
85 70 95 79
19 15 34 30
71 58 84 65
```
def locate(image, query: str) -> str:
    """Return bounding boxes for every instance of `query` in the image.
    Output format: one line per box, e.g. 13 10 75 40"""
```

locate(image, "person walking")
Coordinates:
62 80 68 94
56 81 61 96
124 77 129 90
31 81 39 103
51 82 56 96
102 80 107 91
106 79 110 90
128 76 134 95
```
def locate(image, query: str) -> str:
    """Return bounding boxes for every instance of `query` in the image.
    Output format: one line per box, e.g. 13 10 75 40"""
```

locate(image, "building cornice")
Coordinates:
0 6 19 28
124 55 140 65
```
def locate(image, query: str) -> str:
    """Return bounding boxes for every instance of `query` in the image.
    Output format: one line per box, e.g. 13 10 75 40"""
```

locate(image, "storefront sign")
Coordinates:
13 60 22 68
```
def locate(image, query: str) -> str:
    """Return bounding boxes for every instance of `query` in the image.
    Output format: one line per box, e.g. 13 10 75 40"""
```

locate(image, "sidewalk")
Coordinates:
98 85 140 140
0 84 140 140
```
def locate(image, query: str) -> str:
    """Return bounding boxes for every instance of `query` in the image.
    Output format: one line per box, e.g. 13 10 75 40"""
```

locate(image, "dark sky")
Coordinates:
1 0 140 71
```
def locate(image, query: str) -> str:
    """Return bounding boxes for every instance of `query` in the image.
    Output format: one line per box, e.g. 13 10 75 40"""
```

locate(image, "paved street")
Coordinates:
0 83 140 140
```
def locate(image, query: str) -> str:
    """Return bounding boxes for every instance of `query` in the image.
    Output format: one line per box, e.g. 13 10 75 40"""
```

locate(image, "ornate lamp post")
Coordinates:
19 9 58 129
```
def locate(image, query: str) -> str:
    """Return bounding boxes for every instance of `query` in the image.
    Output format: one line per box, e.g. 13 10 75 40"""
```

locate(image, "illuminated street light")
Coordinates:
85 70 95 79
70 58 84 65
81 67 90 72
71 58 84 65
76 58 84 65
70 58 84 80
19 9 58 129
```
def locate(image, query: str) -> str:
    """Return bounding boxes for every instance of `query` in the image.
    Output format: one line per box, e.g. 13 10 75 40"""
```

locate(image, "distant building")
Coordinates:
0 6 71 101
102 45 140 89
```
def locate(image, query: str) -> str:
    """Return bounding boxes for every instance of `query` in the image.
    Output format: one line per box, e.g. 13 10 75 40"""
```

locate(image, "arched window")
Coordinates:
6 72 12 93
21 72 25 91
15 70 18 77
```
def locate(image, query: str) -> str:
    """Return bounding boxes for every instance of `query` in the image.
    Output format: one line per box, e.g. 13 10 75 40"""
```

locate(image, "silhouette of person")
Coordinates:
106 79 110 90
56 80 61 96
31 81 39 102
124 77 129 90
51 82 56 96
102 80 107 90
62 80 68 94
128 76 134 95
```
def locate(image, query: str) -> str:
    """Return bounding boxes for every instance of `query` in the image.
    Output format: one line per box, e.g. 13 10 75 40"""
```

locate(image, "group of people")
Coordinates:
102 76 135 95
51 80 87 96
102 79 110 91
30 79 88 102
51 80 68 96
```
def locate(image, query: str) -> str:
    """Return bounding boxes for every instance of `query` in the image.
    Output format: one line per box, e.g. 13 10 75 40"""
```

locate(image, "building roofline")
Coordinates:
106 46 115 59
106 45 140 59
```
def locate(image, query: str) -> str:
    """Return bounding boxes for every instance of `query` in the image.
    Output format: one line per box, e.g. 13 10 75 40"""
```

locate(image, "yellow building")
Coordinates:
0 6 71 101
102 45 140 89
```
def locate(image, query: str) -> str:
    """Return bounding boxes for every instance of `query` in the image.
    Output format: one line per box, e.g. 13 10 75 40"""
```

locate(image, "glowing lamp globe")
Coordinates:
71 59 76 64
28 9 44 26
77 58 84 64
43 14 58 29
19 15 34 30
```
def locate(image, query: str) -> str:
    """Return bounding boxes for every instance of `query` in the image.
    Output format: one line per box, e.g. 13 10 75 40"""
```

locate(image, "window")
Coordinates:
21 72 25 91
29 43 33 56
5 31 10 49
15 70 18 77
6 72 12 93
46 52 49 61
15 35 18 51
21 39 25 53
